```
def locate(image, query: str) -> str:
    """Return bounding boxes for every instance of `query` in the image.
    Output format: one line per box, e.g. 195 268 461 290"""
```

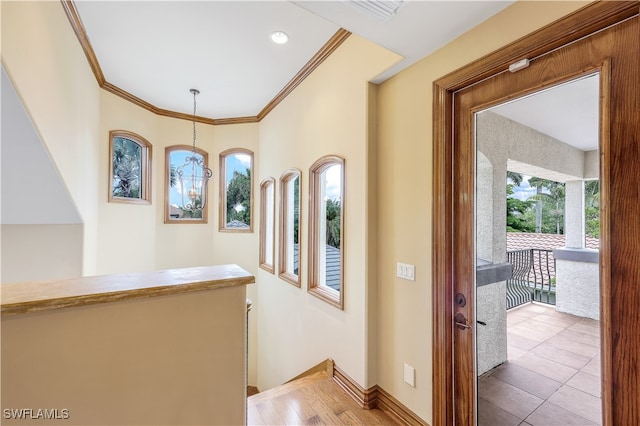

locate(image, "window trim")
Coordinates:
308 156 345 309
108 130 152 204
259 177 276 274
164 145 209 224
219 148 254 233
278 168 302 287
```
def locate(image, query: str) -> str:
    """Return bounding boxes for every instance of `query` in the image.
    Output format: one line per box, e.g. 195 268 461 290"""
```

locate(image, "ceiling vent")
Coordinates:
345 0 405 22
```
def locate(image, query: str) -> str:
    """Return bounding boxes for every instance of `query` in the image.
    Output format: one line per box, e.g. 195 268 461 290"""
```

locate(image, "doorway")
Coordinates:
432 2 639 425
475 74 602 425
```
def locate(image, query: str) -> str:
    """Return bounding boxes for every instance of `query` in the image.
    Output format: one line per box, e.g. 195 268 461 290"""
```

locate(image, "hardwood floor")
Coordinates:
248 371 402 425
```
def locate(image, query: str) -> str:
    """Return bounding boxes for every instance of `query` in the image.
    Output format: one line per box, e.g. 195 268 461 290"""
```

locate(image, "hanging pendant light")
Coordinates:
175 89 212 213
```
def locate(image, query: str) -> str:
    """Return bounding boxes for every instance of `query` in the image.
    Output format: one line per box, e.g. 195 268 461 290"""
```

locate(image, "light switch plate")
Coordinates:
396 262 415 281
403 363 415 387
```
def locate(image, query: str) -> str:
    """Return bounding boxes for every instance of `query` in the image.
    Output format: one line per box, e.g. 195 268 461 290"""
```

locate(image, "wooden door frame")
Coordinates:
432 2 639 425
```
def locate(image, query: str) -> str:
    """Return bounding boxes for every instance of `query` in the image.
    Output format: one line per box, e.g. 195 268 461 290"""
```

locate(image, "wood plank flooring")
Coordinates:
248 371 401 425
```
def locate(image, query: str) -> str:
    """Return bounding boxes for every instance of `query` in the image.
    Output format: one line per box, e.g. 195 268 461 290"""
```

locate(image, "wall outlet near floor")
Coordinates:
403 363 415 387
396 262 415 281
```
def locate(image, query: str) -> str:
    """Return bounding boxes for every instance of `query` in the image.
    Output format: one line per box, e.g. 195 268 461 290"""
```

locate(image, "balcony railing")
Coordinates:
506 249 556 310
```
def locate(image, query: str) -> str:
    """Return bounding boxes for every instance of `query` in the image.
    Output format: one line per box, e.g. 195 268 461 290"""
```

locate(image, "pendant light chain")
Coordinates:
191 89 199 153
173 88 210 214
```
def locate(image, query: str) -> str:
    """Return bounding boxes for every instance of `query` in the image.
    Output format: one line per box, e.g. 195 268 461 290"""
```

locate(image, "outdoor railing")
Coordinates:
506 249 556 310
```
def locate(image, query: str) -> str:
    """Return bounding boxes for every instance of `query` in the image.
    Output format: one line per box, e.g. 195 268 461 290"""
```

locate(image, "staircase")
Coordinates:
247 371 400 425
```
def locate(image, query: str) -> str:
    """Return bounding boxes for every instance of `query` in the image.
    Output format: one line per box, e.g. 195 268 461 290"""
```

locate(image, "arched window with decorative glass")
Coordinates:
109 130 152 204
259 177 276 273
308 156 345 309
279 169 301 287
219 149 254 232
164 145 209 223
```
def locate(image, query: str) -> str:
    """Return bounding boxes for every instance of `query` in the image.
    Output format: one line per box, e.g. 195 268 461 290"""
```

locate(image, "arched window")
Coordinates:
308 156 345 309
279 169 301 287
219 149 254 232
164 145 209 223
259 177 276 273
109 131 152 204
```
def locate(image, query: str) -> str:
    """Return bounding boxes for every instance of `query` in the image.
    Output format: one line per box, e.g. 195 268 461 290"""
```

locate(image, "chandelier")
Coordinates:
175 89 212 213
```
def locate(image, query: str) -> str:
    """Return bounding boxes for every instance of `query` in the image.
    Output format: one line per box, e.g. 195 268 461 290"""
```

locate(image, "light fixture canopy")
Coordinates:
175 89 212 214
271 31 288 44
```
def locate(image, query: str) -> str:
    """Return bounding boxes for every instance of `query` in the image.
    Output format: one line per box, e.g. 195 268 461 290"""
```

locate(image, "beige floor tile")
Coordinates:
577 317 599 327
525 401 597 425
508 345 527 361
508 322 560 343
529 313 581 328
530 341 592 370
558 329 600 348
494 308 603 426
510 352 578 383
548 385 602 424
568 322 600 337
478 397 523 426
508 315 529 326
567 370 601 397
490 362 563 399
509 304 546 318
508 333 541 351
581 356 601 377
478 376 543 420
543 334 600 358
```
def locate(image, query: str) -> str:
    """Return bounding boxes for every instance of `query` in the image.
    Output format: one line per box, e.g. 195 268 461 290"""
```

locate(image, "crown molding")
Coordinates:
256 28 352 121
60 0 351 126
60 0 105 85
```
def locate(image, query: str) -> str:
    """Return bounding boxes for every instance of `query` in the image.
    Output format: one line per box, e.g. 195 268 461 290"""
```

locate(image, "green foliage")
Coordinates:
112 138 141 198
528 177 565 234
180 197 203 219
326 199 341 248
507 171 523 186
226 168 251 226
585 180 600 238
169 165 177 188
506 184 535 232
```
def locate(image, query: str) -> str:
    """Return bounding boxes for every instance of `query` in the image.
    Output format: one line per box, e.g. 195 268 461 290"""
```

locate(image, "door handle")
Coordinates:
454 312 472 330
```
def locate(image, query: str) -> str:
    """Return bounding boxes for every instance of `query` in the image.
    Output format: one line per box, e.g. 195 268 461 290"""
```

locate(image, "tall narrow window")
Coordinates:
308 156 344 309
279 169 301 287
165 145 209 223
109 131 152 204
259 177 276 273
219 149 253 232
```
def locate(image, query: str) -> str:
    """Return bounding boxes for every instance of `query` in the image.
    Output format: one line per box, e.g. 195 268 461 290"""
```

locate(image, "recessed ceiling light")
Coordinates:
271 31 288 45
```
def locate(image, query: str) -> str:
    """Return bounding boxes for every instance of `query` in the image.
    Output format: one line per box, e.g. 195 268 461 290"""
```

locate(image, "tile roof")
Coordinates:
507 233 599 251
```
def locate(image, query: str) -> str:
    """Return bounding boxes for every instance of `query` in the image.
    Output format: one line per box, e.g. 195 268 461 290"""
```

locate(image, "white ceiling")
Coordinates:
74 0 513 119
73 0 597 148
490 74 600 151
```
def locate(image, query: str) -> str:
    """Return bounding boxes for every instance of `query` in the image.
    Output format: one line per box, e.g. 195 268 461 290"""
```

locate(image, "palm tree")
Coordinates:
507 171 523 186
529 177 565 234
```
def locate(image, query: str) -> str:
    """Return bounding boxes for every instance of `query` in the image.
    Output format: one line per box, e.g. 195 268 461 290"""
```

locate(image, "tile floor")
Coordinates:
478 302 601 426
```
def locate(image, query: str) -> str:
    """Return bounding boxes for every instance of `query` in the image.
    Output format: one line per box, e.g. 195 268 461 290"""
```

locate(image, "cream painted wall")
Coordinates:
1 0 597 422
99 92 261 385
1 1 101 276
256 35 400 391
97 92 158 274
376 1 591 422
98 92 260 274
2 285 247 425
1 225 83 284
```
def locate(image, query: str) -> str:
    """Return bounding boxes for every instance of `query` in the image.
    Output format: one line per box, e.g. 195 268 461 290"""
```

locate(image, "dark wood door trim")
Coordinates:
432 2 639 425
